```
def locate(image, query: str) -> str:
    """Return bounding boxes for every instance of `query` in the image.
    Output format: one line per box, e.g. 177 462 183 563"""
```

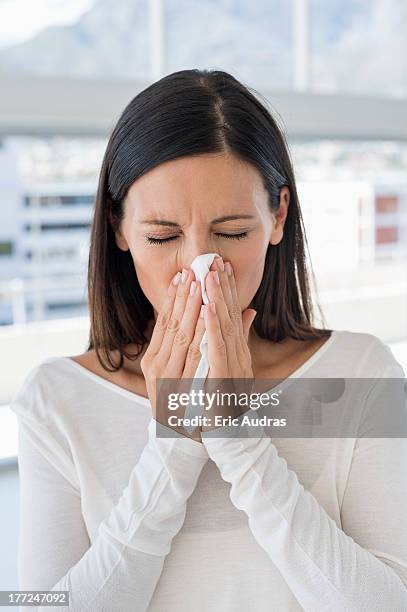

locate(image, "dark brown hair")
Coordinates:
86 68 331 371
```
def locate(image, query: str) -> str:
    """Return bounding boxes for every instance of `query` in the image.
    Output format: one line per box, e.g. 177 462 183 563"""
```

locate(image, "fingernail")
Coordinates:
213 270 220 285
200 305 205 318
181 268 188 284
172 271 181 285
216 257 224 272
225 262 232 276
189 281 197 296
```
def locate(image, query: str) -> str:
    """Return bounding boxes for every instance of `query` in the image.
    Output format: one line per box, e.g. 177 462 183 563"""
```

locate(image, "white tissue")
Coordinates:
190 252 220 378
183 252 220 431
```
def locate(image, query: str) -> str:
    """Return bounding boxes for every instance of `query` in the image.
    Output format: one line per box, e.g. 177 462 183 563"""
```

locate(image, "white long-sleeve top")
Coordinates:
10 329 407 611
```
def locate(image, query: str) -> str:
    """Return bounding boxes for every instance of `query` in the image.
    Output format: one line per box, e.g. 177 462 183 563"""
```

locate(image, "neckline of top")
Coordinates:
59 329 339 405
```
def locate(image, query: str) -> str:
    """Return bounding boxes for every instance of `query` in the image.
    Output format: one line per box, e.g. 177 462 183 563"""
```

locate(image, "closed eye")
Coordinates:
145 232 249 245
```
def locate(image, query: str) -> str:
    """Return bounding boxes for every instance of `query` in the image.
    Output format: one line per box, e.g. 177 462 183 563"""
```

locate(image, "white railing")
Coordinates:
0 275 87 325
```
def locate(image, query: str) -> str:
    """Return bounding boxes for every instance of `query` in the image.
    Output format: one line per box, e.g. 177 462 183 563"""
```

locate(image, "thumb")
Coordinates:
242 309 257 343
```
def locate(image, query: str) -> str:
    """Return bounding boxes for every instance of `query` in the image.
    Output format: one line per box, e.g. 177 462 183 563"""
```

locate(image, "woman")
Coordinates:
11 69 407 611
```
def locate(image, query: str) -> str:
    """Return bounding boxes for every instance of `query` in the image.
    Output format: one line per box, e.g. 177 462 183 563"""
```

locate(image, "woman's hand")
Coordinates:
203 257 257 378
140 268 206 442
201 257 257 430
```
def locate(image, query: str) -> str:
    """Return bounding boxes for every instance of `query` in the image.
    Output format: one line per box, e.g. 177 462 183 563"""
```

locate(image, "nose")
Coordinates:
182 252 223 305
193 251 223 275
179 239 224 276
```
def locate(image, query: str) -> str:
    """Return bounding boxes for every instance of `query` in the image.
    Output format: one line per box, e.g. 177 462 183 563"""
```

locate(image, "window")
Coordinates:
0 241 13 256
24 222 90 232
310 0 407 98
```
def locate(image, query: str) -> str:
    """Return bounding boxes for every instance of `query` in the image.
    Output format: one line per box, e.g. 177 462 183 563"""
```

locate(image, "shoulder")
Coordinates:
331 329 405 377
68 349 97 370
10 358 82 491
9 356 77 425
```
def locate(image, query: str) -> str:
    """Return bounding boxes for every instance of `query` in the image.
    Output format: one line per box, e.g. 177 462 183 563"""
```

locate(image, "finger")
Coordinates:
215 259 249 371
210 256 233 314
166 279 203 377
203 302 228 378
205 270 240 374
158 268 196 366
224 260 246 353
182 305 206 379
144 271 180 359
242 308 257 344
207 262 253 375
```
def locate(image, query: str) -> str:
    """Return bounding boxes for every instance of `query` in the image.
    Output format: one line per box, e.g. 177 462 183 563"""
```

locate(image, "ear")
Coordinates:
108 206 129 252
270 186 290 246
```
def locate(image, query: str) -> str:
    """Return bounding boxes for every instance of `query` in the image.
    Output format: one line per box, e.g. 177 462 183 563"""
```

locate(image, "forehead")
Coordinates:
125 153 267 216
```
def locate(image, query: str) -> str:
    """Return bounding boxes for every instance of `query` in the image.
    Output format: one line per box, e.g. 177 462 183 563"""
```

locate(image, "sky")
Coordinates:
0 0 95 48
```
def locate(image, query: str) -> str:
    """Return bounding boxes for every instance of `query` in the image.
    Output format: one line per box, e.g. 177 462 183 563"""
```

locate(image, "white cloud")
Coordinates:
0 0 95 49
311 0 407 97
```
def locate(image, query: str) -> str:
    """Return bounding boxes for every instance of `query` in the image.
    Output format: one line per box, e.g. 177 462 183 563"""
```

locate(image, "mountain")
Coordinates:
0 0 292 89
0 0 405 96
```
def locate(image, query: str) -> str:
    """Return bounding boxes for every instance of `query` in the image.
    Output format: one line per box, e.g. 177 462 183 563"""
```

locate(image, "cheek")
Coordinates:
131 252 160 300
132 251 177 311
232 247 266 308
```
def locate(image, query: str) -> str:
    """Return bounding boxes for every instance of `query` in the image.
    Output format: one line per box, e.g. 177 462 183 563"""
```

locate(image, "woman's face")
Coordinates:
113 152 289 320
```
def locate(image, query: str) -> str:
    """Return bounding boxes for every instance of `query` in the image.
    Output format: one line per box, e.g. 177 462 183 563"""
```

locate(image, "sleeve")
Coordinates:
13 389 209 612
201 364 407 612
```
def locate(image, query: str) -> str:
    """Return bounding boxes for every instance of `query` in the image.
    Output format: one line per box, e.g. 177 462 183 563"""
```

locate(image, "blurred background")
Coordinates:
0 0 406 597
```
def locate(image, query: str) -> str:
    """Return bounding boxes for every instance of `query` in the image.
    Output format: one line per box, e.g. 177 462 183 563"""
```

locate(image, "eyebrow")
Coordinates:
140 214 256 227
